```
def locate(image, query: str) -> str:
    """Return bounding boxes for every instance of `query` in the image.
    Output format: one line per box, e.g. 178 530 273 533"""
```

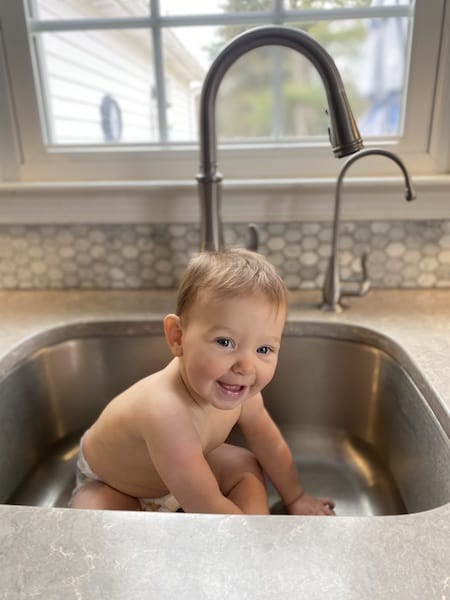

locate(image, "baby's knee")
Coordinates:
236 448 265 482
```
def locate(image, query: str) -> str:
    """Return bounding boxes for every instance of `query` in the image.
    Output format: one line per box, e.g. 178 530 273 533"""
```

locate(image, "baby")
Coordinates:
71 248 335 515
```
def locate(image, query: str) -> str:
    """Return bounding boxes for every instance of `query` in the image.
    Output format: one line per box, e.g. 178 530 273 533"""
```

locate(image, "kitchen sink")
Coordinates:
1 320 449 516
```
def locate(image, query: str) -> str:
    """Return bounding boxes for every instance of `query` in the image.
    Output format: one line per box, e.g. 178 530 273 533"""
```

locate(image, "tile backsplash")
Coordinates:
0 220 449 290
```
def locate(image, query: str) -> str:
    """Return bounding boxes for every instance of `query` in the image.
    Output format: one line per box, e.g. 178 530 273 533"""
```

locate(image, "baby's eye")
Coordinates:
216 337 233 348
257 346 272 355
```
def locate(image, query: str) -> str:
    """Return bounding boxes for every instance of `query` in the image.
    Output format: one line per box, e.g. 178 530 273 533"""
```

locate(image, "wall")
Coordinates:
0 220 449 290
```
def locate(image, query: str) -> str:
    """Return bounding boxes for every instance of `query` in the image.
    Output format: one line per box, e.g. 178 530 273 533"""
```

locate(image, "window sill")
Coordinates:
0 174 448 224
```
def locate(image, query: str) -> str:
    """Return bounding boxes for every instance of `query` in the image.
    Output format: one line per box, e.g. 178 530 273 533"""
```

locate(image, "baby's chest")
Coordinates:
198 412 239 453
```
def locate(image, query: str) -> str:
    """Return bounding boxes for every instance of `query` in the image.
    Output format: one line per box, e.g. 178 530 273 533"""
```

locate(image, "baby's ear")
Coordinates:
163 314 184 357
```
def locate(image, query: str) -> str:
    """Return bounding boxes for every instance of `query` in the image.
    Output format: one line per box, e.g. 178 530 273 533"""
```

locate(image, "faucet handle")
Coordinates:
246 223 259 252
341 252 371 298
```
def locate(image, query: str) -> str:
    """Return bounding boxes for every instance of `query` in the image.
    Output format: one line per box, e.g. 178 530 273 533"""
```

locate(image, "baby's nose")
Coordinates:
232 354 255 376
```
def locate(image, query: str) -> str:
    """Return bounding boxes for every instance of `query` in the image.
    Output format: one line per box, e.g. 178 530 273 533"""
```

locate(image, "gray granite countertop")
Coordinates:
0 289 449 599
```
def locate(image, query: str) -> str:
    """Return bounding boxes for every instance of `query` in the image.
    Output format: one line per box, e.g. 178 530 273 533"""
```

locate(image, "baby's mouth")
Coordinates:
217 381 246 397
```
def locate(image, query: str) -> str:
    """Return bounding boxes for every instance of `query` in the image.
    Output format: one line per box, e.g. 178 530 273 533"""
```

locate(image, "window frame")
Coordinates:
0 0 449 222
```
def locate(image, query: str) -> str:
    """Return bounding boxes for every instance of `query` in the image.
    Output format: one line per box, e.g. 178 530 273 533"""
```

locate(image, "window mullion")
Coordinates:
28 17 154 33
272 0 283 25
150 0 168 143
272 0 284 138
283 5 413 23
27 5 415 34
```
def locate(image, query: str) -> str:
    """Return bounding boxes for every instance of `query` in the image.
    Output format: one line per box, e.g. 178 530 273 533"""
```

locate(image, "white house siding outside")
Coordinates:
33 0 205 144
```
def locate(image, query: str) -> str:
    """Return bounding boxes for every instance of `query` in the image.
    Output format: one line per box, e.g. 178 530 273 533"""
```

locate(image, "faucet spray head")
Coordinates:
405 186 416 202
326 103 364 158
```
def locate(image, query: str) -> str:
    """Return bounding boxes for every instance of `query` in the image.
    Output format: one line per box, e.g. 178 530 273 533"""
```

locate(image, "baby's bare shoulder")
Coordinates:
122 363 189 422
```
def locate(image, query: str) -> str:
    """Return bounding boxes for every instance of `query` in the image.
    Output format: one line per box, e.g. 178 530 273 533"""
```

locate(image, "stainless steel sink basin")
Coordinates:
1 321 449 516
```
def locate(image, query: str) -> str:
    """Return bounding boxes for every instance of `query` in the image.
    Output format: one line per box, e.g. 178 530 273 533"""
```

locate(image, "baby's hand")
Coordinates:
287 492 335 516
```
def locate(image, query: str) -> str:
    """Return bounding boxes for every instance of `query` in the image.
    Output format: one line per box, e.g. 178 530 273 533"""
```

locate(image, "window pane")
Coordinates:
35 30 156 144
283 0 413 8
160 0 272 16
28 0 151 20
162 27 211 142
354 15 411 136
217 46 327 141
164 26 218 72
164 16 411 143
29 4 414 145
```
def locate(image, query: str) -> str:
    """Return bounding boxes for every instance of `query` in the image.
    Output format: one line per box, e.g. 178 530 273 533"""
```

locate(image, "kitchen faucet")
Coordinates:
321 148 416 312
196 25 364 251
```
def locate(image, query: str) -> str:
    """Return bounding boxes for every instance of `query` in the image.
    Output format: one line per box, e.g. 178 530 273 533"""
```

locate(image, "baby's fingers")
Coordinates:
320 497 336 515
321 497 335 509
322 505 336 516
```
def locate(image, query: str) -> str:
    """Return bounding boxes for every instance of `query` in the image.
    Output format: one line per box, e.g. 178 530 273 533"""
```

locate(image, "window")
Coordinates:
0 0 448 183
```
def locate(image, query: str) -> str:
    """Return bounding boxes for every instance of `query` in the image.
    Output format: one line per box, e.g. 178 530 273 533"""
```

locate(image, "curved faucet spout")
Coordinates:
197 25 364 251
322 148 416 312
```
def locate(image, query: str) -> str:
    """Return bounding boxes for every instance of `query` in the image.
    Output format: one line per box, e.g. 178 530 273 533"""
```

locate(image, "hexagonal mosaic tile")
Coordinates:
0 221 449 289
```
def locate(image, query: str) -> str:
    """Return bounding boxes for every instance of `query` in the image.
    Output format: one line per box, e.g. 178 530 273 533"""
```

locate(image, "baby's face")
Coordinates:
178 291 286 411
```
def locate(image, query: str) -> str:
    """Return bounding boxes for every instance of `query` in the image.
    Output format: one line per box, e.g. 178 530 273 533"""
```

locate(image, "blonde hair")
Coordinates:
176 248 287 319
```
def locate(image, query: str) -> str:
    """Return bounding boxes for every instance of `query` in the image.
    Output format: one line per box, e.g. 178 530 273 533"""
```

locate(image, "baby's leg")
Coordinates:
71 480 141 511
206 443 269 515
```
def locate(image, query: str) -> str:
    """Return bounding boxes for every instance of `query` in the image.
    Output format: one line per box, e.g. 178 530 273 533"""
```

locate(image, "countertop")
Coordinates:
0 288 449 599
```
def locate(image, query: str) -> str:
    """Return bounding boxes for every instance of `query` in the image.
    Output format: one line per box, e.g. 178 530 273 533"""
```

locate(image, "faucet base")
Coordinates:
320 302 345 313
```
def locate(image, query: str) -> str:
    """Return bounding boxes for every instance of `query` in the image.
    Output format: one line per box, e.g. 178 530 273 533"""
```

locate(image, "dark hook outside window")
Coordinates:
100 94 122 142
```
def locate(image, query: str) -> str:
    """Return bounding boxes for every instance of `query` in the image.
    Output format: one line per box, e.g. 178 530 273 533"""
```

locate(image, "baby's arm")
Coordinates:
238 393 335 516
144 406 243 514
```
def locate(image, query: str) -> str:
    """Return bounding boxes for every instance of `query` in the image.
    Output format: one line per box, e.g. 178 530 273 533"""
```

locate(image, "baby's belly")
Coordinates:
86 442 168 498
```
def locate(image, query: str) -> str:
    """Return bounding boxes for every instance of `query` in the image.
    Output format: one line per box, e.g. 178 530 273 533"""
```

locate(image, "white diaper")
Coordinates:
139 494 181 512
